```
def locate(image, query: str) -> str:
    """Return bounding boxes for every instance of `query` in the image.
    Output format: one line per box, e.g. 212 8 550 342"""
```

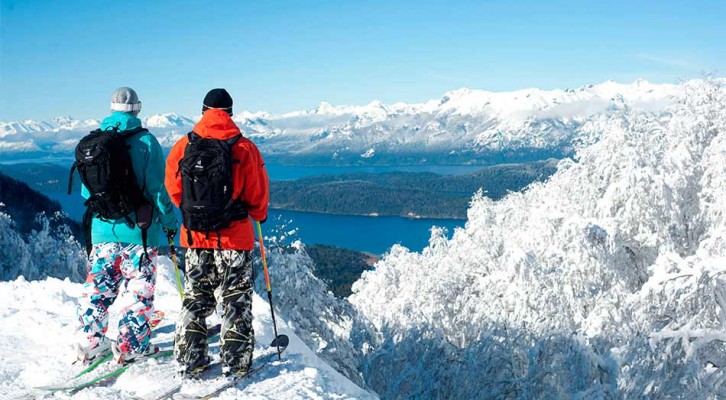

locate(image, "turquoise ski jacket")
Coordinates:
81 112 178 247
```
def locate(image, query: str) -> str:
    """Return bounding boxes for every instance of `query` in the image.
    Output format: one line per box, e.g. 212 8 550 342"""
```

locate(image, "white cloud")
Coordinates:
636 53 702 71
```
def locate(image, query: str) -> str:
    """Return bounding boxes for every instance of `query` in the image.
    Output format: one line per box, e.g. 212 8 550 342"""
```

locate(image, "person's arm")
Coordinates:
240 143 269 222
81 183 90 199
141 134 178 231
165 139 185 208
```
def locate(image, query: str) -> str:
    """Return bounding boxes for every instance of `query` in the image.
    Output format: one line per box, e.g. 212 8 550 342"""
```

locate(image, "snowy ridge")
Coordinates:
0 118 99 137
0 79 702 163
143 113 197 128
0 256 376 400
241 79 684 163
346 79 726 398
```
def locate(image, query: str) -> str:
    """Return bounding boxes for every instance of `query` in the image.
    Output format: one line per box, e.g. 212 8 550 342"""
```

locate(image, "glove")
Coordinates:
163 227 178 240
258 217 267 224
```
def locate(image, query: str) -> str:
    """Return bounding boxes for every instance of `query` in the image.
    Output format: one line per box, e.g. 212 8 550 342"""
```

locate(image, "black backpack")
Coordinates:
179 132 248 247
68 126 152 254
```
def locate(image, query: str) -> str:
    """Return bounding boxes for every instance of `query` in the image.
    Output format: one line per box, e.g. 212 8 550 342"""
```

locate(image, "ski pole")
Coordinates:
256 220 282 361
168 236 185 300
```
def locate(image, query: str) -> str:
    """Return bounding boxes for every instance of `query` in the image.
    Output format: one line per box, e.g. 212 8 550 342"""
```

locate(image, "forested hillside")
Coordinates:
0 171 81 237
0 162 80 194
306 244 375 297
270 160 558 219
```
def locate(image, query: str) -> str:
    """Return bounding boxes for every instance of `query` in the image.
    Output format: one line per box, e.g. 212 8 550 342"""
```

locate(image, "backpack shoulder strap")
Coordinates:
227 134 242 164
120 126 148 138
67 163 77 195
225 134 242 147
187 131 201 143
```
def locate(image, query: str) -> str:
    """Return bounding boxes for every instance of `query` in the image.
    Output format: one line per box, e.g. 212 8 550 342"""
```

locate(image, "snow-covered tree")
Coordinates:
253 236 375 388
346 79 726 398
0 209 85 282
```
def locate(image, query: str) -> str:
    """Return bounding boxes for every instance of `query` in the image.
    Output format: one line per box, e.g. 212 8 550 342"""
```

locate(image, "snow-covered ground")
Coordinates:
0 257 376 400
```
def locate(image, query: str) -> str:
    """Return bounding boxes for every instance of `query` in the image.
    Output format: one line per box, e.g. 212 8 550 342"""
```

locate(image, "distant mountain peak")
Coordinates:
143 113 196 128
316 101 336 114
50 116 74 123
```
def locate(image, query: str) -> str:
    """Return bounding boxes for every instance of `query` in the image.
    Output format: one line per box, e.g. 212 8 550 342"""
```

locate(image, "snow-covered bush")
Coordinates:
349 79 726 398
252 238 375 388
0 210 85 282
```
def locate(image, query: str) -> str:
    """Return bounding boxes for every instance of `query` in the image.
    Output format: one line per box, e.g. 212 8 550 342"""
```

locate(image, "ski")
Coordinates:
50 349 176 393
173 363 268 400
73 352 114 379
144 334 289 400
34 324 221 395
72 309 167 379
183 353 278 400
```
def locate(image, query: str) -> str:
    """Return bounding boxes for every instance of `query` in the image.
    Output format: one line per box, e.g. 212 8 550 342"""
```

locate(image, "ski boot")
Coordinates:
111 341 159 364
73 337 111 365
179 356 211 378
222 363 251 378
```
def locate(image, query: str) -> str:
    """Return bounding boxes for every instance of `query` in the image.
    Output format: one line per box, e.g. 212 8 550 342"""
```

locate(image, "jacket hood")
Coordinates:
193 109 241 139
101 111 143 131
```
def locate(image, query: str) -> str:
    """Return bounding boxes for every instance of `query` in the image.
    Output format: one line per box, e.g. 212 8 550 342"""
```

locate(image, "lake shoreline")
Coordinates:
268 206 467 221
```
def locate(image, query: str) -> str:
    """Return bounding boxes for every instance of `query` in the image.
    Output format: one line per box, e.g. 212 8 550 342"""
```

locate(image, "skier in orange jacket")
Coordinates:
165 88 269 376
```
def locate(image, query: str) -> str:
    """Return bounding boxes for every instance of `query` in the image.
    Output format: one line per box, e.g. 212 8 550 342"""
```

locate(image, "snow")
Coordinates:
360 149 375 158
0 140 39 151
0 211 85 282
0 256 375 400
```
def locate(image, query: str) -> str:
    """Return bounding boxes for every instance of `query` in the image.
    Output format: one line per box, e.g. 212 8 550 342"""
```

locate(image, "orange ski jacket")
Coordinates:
165 109 269 250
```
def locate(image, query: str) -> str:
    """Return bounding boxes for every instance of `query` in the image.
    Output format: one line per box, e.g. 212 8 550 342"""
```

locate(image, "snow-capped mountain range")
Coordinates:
0 80 699 164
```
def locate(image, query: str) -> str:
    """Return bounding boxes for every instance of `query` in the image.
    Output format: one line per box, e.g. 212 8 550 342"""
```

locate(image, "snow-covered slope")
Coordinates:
346 80 726 398
0 257 375 400
0 80 694 164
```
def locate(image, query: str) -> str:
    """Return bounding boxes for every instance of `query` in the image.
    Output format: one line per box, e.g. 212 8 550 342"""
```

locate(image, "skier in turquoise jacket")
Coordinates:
75 87 178 364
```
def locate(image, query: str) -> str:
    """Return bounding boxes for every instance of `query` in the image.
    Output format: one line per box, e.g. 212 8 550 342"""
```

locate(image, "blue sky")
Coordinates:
1 0 724 120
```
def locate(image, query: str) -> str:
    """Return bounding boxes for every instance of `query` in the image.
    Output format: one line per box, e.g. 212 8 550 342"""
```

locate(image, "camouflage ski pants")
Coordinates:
77 243 157 355
175 249 255 373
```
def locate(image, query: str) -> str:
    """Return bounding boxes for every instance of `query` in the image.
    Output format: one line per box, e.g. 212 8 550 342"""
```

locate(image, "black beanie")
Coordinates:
202 88 233 116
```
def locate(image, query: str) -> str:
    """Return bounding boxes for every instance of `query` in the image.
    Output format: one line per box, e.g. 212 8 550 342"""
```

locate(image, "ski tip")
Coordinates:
270 334 289 349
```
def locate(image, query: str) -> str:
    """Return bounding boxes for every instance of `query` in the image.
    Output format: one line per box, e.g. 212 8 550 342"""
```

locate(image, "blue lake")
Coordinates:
43 162 471 255
48 191 462 255
267 209 462 255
